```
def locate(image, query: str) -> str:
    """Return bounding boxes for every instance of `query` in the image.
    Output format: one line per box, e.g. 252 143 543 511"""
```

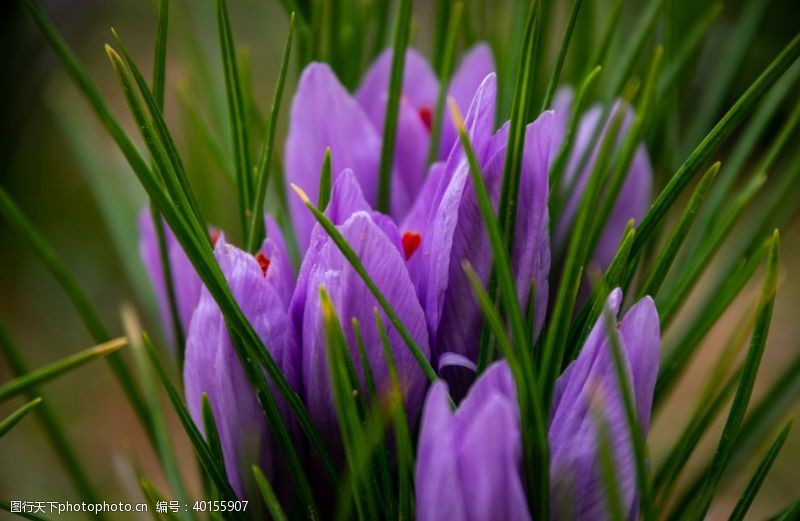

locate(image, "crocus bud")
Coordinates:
138 208 204 344
415 361 530 521
183 234 297 498
289 171 430 445
549 288 660 519
551 88 653 270
410 73 552 373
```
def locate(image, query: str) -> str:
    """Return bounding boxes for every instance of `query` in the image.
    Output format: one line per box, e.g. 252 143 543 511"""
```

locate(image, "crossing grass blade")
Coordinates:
374 309 415 520
246 12 295 252
0 186 151 436
141 333 242 510
216 0 254 237
252 466 288 521
0 397 42 437
376 0 412 213
121 306 192 521
0 338 125 402
200 394 226 479
728 420 793 521
426 0 463 166
654 239 767 406
686 230 780 520
638 162 719 299
629 33 800 262
0 322 103 508
541 0 585 111
291 184 437 383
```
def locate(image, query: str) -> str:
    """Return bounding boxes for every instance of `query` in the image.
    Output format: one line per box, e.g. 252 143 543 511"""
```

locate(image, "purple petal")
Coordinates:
285 63 382 251
619 296 660 433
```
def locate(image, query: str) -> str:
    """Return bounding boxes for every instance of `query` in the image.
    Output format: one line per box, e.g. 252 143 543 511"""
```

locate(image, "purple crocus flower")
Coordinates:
415 360 530 521
414 288 660 520
183 231 296 498
138 208 206 344
551 88 653 270
289 170 431 445
406 73 552 374
284 46 494 251
549 288 659 519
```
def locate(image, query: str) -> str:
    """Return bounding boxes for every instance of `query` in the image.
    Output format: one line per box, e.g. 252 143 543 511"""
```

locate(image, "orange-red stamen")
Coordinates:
418 105 433 131
402 231 422 260
255 252 271 276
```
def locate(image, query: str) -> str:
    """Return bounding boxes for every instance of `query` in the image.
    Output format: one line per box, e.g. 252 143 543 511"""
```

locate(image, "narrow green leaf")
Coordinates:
0 338 125 402
605 0 666 96
152 0 169 109
688 230 780 519
0 322 103 508
597 414 625 521
291 184 437 383
0 397 42 437
252 466 288 521
630 33 800 262
0 501 52 521
541 0 585 111
774 498 800 521
246 12 295 252
217 0 254 237
317 147 333 210
200 393 226 479
376 0 413 212
729 420 793 521
638 162 720 299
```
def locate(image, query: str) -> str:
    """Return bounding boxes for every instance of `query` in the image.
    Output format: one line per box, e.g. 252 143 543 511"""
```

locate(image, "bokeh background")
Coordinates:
1 0 798 519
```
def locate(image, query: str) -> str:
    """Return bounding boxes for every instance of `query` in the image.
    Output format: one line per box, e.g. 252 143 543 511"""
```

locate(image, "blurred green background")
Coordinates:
1 1 798 519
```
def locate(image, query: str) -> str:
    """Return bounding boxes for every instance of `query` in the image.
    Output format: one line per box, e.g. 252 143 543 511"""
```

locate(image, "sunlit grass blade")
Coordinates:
0 322 102 507
683 0 771 151
320 288 376 521
426 0 463 166
540 0 585 111
0 501 51 521
216 0 253 237
376 0 412 212
0 338 125 402
0 397 42 437
658 173 765 326
291 184 437 382
252 466 288 521
141 333 241 508
686 230 780 519
121 306 192 521
654 239 767 406
728 420 793 521
638 162 719 299
0 186 151 433
246 12 295 252
374 309 414 520
629 33 800 262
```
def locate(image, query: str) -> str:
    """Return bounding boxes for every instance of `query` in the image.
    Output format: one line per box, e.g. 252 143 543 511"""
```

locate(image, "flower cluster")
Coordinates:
140 45 659 517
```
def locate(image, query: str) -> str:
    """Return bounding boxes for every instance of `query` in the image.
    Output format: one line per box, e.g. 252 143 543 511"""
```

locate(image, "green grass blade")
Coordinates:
605 0 666 96
0 397 42 437
290 184 437 382
687 230 780 519
200 393 226 476
0 322 103 508
317 147 332 210
217 0 254 237
0 338 125 402
728 420 793 521
630 33 800 262
0 501 52 521
374 309 415 520
376 0 413 212
426 0 463 166
152 0 169 109
0 186 151 432
252 466 288 521
540 0 585 111
141 333 241 507
654 239 767 406
597 415 625 521
774 498 800 521
246 13 295 252
638 162 719 298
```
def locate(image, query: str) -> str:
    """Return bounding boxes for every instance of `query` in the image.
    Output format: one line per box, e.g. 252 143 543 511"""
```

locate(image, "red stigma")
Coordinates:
210 229 221 246
402 231 422 260
418 105 433 131
255 252 271 276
